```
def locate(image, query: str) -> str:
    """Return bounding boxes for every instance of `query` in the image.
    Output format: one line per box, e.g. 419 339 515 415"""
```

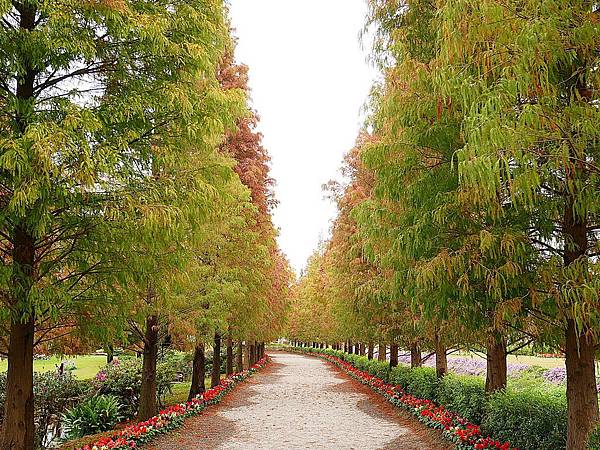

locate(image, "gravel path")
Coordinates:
148 352 451 450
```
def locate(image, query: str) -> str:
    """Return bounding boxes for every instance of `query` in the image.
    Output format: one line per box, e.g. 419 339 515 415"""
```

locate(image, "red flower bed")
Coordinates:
299 350 516 450
77 357 270 450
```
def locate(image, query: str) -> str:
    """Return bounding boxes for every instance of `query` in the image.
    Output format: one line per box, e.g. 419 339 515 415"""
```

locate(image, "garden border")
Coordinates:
285 347 516 450
74 356 271 450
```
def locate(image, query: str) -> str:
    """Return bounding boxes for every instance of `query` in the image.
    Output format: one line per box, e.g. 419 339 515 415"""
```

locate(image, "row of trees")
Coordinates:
288 1 599 448
0 1 290 449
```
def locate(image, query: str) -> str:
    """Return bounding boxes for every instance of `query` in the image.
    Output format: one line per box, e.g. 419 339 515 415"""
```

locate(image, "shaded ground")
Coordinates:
149 352 451 449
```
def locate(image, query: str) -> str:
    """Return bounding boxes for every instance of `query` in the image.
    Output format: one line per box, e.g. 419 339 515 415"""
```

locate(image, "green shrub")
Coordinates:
389 365 412 388
160 351 193 381
588 422 600 450
437 374 486 423
389 365 438 401
353 356 372 373
404 367 438 401
0 371 91 449
364 359 390 382
62 395 123 440
482 378 567 450
95 357 176 418
95 360 140 417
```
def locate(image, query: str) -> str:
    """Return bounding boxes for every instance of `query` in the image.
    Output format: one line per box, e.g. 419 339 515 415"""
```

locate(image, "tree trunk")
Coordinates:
244 340 250 367
188 343 206 401
2 316 35 450
566 319 598 449
2 7 38 439
562 115 599 449
249 342 255 366
367 342 374 360
389 344 399 368
485 332 507 392
236 340 244 372
211 332 221 388
434 335 447 379
138 314 159 421
106 344 114 364
410 342 422 368
560 170 598 447
226 335 233 376
378 342 386 362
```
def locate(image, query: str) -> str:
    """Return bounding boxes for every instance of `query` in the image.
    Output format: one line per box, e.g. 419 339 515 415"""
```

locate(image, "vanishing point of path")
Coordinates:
149 352 451 450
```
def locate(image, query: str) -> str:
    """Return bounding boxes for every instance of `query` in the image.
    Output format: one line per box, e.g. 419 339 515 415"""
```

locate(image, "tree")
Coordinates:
434 1 600 446
0 1 240 446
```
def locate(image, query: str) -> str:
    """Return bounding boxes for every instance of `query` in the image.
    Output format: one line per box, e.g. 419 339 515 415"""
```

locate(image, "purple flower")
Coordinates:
95 370 107 382
399 354 529 378
542 367 566 385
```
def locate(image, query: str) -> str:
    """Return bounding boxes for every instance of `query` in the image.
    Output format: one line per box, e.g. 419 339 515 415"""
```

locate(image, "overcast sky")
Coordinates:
228 1 378 274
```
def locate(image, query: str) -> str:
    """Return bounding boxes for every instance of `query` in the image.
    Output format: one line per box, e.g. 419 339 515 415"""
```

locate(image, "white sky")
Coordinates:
228 1 378 274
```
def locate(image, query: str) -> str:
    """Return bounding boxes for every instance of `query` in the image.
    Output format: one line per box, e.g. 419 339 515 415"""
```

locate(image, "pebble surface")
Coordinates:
148 352 452 450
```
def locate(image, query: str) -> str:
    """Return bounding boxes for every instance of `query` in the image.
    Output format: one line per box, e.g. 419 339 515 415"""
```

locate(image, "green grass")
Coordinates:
163 381 193 405
0 355 107 380
163 376 224 405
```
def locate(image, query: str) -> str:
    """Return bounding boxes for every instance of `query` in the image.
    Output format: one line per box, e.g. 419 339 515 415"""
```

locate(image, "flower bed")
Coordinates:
397 354 528 378
290 348 515 450
76 357 270 450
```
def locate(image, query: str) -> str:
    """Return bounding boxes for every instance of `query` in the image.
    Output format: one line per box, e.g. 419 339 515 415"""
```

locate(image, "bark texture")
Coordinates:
378 342 386 362
236 340 244 372
563 176 599 449
188 343 206 401
389 344 399 368
410 343 422 368
434 336 447 379
226 335 233 376
138 314 159 421
211 332 221 388
566 319 598 449
485 332 507 393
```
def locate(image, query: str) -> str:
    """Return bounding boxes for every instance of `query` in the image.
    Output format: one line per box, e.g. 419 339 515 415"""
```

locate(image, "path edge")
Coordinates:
73 357 271 450
282 347 516 450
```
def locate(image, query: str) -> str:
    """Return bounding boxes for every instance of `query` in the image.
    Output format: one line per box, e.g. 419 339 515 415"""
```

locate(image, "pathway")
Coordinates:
149 352 450 449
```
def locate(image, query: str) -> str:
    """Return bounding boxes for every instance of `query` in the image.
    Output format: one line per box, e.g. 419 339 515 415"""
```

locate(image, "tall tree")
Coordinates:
0 1 240 446
435 1 600 446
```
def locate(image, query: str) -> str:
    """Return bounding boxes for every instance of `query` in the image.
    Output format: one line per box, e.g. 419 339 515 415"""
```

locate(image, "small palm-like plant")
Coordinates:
62 395 123 440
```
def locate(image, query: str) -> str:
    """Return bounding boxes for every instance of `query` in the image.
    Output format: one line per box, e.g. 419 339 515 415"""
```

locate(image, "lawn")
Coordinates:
163 377 223 405
0 354 107 380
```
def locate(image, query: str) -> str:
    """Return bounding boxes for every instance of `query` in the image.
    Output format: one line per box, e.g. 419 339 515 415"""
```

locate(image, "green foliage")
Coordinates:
482 378 567 450
94 361 141 418
364 360 391 383
437 374 486 424
61 395 123 440
390 366 438 402
0 372 90 449
94 358 175 418
588 423 600 450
